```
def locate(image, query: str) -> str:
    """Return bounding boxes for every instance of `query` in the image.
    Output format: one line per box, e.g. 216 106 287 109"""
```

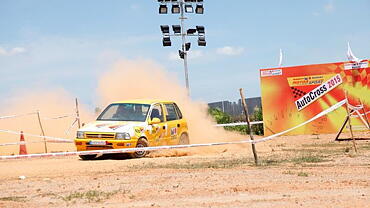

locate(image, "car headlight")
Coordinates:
116 132 131 140
76 131 85 139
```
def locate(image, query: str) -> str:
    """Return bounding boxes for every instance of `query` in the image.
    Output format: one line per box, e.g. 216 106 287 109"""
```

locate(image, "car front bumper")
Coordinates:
74 139 137 151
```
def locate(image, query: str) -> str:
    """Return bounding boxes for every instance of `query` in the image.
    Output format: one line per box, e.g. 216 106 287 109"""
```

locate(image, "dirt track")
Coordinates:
0 133 369 208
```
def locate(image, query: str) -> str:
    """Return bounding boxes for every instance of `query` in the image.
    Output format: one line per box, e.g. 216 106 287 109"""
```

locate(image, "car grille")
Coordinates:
85 133 115 139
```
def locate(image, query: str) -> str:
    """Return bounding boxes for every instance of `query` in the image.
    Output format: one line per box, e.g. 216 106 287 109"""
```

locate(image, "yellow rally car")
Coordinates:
75 100 189 160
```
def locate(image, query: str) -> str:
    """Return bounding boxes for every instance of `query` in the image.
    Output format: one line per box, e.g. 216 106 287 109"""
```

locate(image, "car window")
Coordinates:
173 103 183 119
164 104 179 121
150 104 164 122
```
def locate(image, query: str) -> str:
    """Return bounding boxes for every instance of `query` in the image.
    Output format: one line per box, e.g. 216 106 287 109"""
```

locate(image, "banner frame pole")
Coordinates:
345 91 357 153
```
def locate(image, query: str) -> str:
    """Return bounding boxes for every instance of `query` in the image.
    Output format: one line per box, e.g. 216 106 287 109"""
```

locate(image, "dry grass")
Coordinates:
130 152 331 170
291 155 327 164
60 189 124 203
134 157 254 169
297 172 309 177
0 196 27 202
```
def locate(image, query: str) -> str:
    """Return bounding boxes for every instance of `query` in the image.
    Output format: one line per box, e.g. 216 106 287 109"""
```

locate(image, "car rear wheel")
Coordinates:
179 133 189 145
131 138 149 158
79 154 97 160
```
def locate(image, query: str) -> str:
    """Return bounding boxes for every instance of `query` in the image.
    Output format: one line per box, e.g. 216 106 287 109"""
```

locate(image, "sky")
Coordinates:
1 0 370 108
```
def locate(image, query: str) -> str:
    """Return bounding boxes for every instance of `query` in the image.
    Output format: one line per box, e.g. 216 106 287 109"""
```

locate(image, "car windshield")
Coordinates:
97 103 150 122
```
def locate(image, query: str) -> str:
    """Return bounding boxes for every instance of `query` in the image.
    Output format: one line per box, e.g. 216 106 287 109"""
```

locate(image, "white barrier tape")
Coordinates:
0 129 73 143
0 120 264 146
0 139 73 147
351 110 370 129
42 114 74 120
348 103 364 111
0 120 262 146
0 112 37 120
351 110 370 118
0 120 262 147
0 111 74 120
347 125 369 130
250 99 347 143
0 99 347 160
65 118 78 135
215 121 263 127
0 141 38 146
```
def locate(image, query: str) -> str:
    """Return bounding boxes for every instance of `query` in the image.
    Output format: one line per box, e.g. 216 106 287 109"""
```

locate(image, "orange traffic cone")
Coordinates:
19 131 27 155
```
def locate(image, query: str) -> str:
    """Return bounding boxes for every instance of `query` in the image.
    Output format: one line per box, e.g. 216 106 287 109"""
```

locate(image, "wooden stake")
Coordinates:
335 116 349 141
239 88 258 165
345 91 357 153
37 111 48 153
75 98 81 128
358 99 370 129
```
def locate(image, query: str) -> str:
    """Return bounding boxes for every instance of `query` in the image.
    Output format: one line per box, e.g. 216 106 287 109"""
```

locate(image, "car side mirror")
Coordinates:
149 117 161 125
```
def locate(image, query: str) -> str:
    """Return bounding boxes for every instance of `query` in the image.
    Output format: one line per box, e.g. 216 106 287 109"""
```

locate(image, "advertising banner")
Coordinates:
260 60 369 135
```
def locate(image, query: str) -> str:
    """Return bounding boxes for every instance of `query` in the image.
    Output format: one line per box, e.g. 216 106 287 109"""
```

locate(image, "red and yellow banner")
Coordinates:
260 60 369 135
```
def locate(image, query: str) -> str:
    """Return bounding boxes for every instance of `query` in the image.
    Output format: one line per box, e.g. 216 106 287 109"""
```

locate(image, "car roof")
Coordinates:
111 99 175 105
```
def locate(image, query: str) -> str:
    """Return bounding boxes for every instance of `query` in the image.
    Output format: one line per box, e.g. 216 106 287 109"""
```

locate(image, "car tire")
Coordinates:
179 133 190 145
79 154 97 160
131 138 149 158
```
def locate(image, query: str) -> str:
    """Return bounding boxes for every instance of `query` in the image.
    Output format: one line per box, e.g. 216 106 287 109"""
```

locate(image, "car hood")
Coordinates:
78 121 146 133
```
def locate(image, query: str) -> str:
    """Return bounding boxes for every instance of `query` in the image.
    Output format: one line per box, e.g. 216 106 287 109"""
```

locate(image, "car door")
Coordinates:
163 103 181 145
173 102 187 140
148 103 167 146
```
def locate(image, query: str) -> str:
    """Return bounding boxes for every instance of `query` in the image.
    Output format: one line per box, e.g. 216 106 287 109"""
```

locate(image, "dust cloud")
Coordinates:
97 59 246 152
0 89 94 155
0 58 247 155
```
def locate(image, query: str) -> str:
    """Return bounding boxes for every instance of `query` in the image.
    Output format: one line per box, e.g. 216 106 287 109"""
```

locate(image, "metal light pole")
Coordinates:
157 0 206 96
179 1 190 94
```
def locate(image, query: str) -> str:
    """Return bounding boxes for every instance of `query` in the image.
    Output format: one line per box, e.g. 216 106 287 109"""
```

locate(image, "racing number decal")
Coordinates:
170 127 177 136
170 127 178 140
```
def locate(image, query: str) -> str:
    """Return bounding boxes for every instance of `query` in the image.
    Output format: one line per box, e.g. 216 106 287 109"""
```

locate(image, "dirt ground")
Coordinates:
0 132 369 208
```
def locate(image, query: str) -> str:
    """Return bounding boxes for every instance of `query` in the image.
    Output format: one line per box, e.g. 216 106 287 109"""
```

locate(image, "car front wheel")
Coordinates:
131 138 149 158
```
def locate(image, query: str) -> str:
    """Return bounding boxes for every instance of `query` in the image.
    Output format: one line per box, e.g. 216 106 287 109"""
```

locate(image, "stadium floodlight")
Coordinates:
196 25 205 34
185 42 191 51
156 0 206 96
159 5 168 14
163 37 172 46
179 50 185 59
195 4 204 14
172 25 181 34
198 36 206 46
184 4 193 13
160 25 170 34
187 28 196 35
172 4 180 13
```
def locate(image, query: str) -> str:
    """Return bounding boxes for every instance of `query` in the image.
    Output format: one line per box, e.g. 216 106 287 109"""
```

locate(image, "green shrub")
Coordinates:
208 107 264 135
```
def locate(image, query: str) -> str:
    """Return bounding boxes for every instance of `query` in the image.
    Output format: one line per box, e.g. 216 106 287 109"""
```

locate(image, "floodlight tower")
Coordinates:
157 0 206 96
